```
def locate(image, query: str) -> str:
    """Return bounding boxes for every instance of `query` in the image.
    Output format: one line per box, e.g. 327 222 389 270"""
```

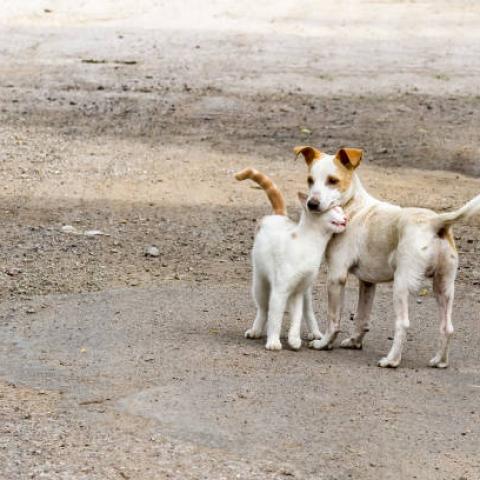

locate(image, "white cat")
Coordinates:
236 168 347 351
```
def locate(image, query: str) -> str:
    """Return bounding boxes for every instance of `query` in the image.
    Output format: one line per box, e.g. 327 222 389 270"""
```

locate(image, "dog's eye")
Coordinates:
307 176 314 187
327 176 339 186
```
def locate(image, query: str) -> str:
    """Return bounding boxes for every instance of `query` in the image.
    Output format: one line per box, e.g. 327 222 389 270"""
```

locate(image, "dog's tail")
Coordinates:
432 193 480 229
235 168 286 216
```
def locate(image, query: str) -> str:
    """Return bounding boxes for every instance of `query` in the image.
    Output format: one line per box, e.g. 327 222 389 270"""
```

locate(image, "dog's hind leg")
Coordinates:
378 275 411 368
429 254 457 368
303 287 322 340
341 280 376 349
245 274 269 339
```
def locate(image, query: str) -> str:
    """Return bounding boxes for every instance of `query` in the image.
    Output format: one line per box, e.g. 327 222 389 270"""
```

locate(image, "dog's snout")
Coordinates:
307 198 320 211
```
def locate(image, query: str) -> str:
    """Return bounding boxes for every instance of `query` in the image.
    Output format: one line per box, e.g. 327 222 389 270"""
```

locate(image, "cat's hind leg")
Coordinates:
245 273 269 339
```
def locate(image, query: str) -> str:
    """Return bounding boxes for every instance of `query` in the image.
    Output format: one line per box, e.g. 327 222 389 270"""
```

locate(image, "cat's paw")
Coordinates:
306 331 323 341
265 338 282 351
309 337 334 350
288 337 302 351
245 328 262 339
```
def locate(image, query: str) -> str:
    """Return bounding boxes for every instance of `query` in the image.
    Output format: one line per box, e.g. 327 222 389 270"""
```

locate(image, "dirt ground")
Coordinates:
0 1 479 479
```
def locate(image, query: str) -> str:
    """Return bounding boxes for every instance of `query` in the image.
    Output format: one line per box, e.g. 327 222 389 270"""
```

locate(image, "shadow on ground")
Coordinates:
0 283 479 478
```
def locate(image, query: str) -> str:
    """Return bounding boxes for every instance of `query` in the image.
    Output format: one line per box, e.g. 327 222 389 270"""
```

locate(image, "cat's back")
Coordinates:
252 214 295 265
256 215 295 240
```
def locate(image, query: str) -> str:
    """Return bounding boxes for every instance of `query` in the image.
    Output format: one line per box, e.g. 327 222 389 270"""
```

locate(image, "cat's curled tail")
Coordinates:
235 168 286 216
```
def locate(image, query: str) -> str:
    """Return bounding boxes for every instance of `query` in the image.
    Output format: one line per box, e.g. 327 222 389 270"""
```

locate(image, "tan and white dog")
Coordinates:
294 145 480 368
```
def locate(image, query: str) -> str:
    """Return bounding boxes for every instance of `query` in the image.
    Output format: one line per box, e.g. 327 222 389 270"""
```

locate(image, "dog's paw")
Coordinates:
245 328 262 339
377 356 401 368
306 331 323 341
340 337 363 350
288 337 302 351
308 338 334 350
265 339 282 351
429 356 449 369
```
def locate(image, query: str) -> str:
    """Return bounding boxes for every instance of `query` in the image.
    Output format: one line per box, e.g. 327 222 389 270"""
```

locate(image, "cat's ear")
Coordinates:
297 192 308 210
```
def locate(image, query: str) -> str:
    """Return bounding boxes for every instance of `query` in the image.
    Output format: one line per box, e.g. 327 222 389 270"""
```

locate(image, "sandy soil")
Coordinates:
0 1 479 479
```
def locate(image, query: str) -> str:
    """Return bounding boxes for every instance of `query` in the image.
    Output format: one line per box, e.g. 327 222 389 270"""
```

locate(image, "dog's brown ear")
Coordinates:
294 146 322 167
336 148 363 170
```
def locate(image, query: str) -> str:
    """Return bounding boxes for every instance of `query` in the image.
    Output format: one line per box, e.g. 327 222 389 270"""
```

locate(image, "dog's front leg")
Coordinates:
303 287 322 340
287 292 304 350
309 278 346 350
341 280 376 349
378 282 409 368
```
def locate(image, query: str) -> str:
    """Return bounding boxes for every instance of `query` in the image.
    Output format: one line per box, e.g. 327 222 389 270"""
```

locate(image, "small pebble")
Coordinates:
5 267 22 276
61 225 77 234
144 245 160 257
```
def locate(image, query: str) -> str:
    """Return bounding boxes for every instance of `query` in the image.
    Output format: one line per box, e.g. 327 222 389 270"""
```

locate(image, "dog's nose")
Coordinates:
307 198 320 211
